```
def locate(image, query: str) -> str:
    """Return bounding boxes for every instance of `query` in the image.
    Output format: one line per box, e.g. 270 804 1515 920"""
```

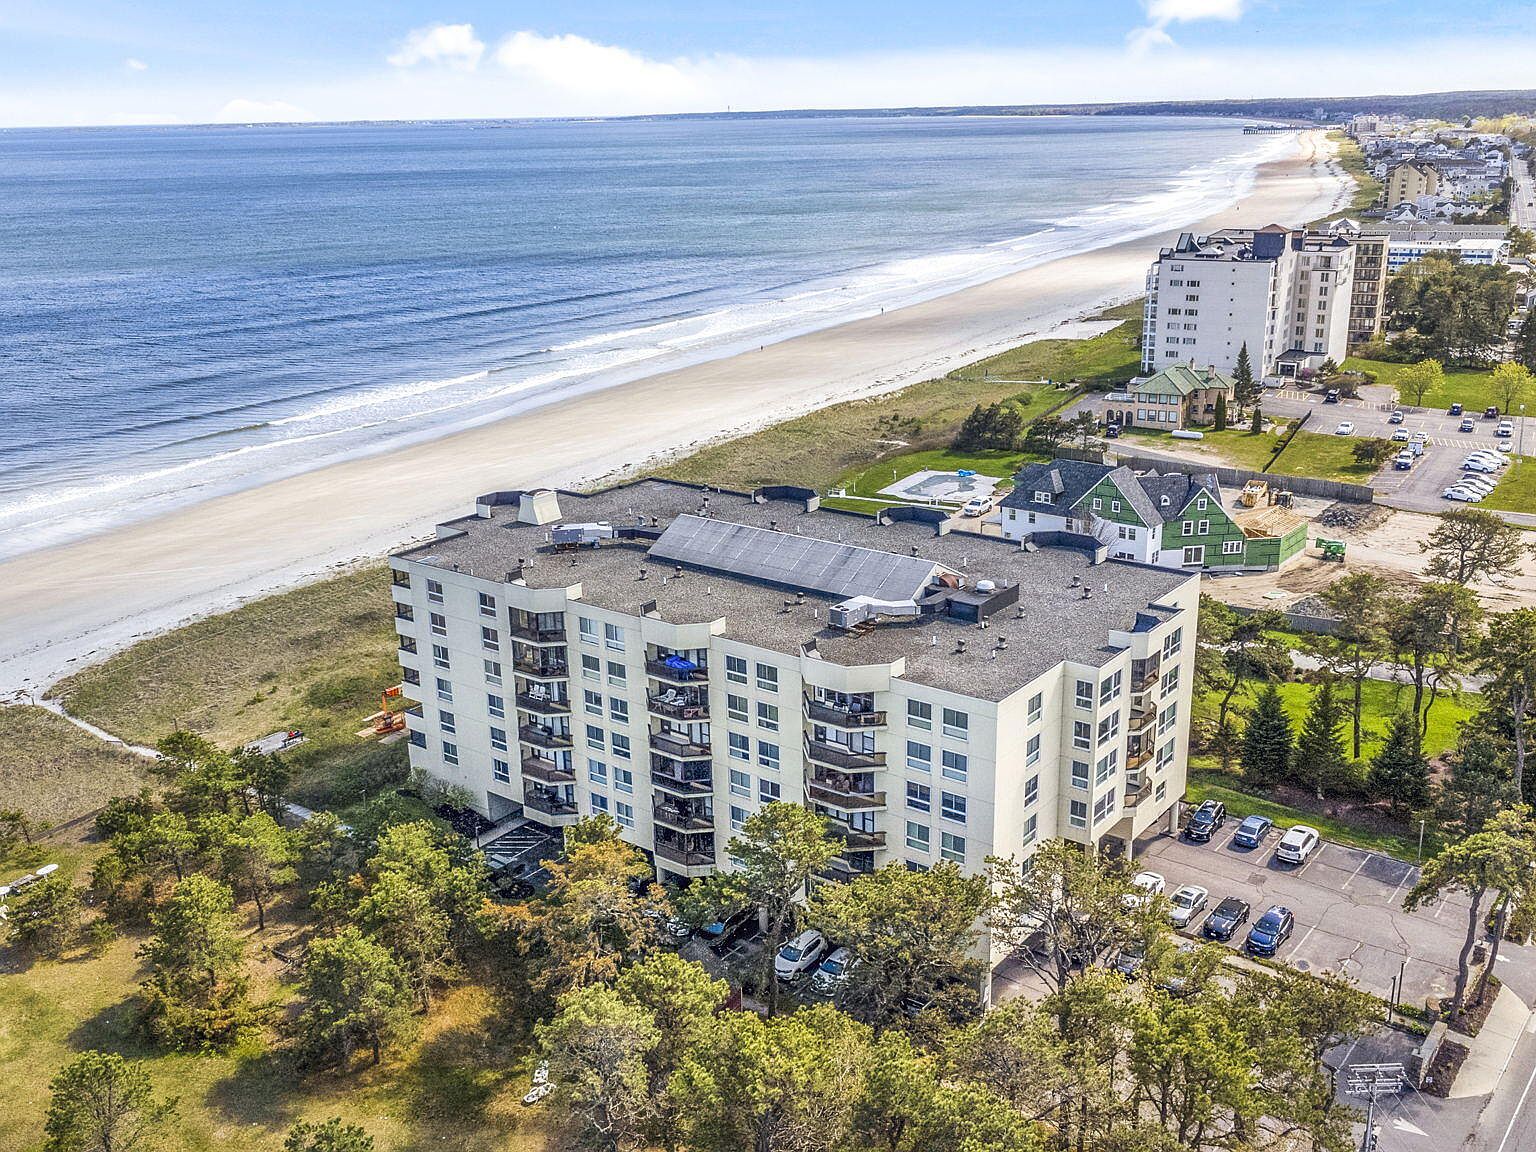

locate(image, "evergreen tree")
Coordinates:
1213 392 1228 431
284 1119 375 1152
44 1051 176 1152
1435 724 1517 839
1369 711 1431 815
1294 678 1350 799
296 928 417 1067
1240 684 1293 787
1232 343 1256 410
1249 404 1263 434
138 874 251 1048
5 874 84 957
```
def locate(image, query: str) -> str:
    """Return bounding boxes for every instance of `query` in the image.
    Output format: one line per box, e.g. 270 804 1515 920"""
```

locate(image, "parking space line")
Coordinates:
1291 925 1317 954
1339 856 1371 890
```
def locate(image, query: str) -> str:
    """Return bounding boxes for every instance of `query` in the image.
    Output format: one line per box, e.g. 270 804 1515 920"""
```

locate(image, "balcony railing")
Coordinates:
804 700 886 728
523 789 578 817
1126 747 1154 770
647 693 710 721
516 691 570 716
818 854 878 882
650 731 711 760
1131 660 1161 691
521 756 577 785
519 724 573 750
826 824 887 851
654 841 717 868
1129 706 1157 732
510 620 567 644
646 657 709 684
514 655 569 679
804 739 885 771
652 802 715 833
651 757 714 796
808 780 887 811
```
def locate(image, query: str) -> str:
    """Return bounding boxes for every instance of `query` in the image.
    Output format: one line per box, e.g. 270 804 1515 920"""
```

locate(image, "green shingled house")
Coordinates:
1100 363 1236 430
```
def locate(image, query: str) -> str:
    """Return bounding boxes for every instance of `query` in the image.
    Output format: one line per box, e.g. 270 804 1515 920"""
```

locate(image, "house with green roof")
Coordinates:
1099 362 1236 431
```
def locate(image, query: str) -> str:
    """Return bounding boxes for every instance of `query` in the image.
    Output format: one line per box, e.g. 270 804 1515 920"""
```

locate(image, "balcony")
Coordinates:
522 788 579 825
653 839 717 869
651 756 714 796
650 731 711 760
804 738 885 772
652 800 715 833
825 823 887 851
510 618 567 645
1131 659 1161 691
516 691 570 716
808 776 886 811
1129 705 1157 732
521 755 577 785
647 692 710 721
519 724 573 750
514 655 569 680
805 699 886 729
818 853 878 882
1126 745 1154 771
646 656 708 685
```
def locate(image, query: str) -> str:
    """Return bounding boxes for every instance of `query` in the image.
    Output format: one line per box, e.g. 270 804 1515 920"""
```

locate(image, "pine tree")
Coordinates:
1369 711 1431 816
1294 678 1349 799
1232 343 1256 411
1250 405 1263 435
1241 684 1293 786
1213 392 1228 431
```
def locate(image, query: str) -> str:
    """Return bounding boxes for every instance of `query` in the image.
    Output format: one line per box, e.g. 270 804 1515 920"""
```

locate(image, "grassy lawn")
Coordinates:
0 706 151 828
1185 772 1423 861
1479 456 1536 514
834 446 1043 501
656 305 1141 494
1323 132 1382 219
1116 425 1286 471
1268 429 1383 484
48 566 407 810
0 905 561 1152
1341 356 1501 412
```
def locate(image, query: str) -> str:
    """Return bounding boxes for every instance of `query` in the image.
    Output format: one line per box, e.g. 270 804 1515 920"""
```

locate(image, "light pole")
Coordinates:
1417 818 1426 864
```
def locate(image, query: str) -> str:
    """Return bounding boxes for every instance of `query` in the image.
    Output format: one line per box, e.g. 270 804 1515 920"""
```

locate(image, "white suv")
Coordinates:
1275 825 1320 865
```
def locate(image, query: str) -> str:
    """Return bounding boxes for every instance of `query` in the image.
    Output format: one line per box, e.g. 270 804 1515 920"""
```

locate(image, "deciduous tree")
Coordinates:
1398 358 1444 407
1476 608 1536 800
1491 361 1533 415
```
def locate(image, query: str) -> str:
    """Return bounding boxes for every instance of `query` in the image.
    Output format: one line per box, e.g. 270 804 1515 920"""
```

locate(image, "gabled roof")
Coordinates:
1136 470 1223 517
999 460 1115 516
1131 363 1236 398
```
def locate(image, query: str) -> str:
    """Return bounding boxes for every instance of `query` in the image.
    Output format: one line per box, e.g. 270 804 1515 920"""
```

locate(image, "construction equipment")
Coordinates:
363 686 408 737
1315 538 1346 563
1239 480 1269 508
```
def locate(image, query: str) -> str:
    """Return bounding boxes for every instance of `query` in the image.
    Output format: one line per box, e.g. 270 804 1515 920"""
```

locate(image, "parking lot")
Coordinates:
1135 824 1475 1008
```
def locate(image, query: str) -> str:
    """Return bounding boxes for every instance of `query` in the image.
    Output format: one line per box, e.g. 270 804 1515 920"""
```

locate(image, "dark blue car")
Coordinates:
1231 815 1273 849
1245 906 1294 956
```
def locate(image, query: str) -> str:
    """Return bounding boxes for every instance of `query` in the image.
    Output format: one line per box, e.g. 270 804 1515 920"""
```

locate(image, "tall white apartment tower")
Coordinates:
1142 225 1356 379
389 480 1200 898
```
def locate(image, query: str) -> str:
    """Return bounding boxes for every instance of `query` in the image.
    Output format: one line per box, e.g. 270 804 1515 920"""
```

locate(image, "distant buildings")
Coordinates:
1097 363 1235 431
1141 225 1356 378
999 460 1307 573
1356 126 1512 221
1384 161 1441 208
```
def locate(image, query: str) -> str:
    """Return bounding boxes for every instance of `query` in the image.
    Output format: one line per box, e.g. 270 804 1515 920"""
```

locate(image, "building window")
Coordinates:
403 668 421 687
1069 799 1088 829
1071 759 1089 789
1181 520 1194 537
1159 701 1179 736
941 750 968 783
609 698 629 725
1197 519 1210 535
490 726 508 753
426 579 444 604
1091 497 1102 510
729 733 750 761
408 729 425 748
1155 781 1168 802
725 655 748 684
907 700 932 730
759 778 781 804
1196 497 1208 511
1222 540 1244 555
1094 789 1117 824
584 690 603 716
587 724 605 750
484 659 502 685
727 694 748 723
615 801 634 829
1024 775 1039 807
589 760 608 786
940 832 966 863
436 678 453 702
606 660 626 687
581 654 601 681
430 612 447 637
432 644 450 669
1096 750 1117 785
1027 692 1043 724
487 693 505 719
1074 680 1094 710
1097 713 1120 746
906 822 931 853
729 769 750 797
907 741 932 772
907 782 931 812
1099 670 1122 704
481 626 499 651
590 793 609 814
1072 721 1091 750
1163 628 1183 658
757 702 779 731
1157 741 1176 770
604 622 624 651
756 663 778 692
1026 733 1041 767
578 617 597 644
731 805 748 831
442 741 458 765
614 766 634 794
940 792 967 824
757 741 780 770
612 734 632 761
1111 500 1121 513
941 708 968 740
1021 814 1039 847
493 758 510 784
478 592 496 617
1161 666 1180 696
439 710 456 735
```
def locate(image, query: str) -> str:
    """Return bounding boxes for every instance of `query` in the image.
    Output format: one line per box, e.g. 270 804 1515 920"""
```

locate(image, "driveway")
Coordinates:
1132 826 1536 1009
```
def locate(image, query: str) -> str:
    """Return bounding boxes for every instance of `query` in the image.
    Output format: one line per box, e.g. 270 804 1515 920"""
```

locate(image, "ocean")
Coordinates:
0 115 1290 559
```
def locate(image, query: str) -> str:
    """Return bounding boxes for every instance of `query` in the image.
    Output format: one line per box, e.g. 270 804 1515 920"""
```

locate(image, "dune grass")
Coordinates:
0 706 150 828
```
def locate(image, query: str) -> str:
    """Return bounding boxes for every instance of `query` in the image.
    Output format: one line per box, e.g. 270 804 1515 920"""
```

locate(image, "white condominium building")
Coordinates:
389 480 1199 895
1142 225 1356 378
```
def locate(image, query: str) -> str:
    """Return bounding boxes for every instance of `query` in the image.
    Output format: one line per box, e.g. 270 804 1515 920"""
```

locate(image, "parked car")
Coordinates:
1444 485 1485 502
1245 906 1296 956
1388 409 1405 424
775 929 827 981
1184 799 1226 842
1323 389 1340 404
1497 421 1515 438
1275 825 1321 865
1111 940 1149 979
1393 450 1414 470
1334 421 1355 435
701 906 758 953
1231 814 1274 848
1485 405 1501 419
811 947 856 994
1203 896 1252 942
1449 402 1464 416
1459 417 1476 433
1105 423 1121 439
1168 885 1210 928
1390 429 1411 442
1461 456 1500 473
1497 440 1515 453
1467 450 1508 468
1123 871 1166 908
1456 475 1497 495
962 495 996 517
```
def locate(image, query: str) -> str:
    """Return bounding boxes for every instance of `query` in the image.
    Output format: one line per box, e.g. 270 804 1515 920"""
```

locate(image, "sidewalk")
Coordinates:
1452 986 1533 1098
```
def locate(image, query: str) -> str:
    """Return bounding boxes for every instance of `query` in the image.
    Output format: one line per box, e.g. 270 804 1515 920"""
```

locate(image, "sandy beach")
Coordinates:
0 130 1349 696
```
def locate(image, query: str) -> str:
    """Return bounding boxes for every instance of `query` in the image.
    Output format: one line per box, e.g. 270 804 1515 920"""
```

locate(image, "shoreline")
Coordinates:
0 130 1349 697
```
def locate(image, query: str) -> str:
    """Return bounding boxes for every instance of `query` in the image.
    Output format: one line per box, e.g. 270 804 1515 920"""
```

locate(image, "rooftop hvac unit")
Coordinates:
551 522 616 547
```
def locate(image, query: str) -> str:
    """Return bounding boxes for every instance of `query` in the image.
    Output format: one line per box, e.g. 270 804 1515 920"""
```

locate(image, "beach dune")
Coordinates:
0 131 1349 696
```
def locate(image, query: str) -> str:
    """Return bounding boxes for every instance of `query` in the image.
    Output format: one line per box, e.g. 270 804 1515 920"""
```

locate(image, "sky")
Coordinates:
3 1 1536 128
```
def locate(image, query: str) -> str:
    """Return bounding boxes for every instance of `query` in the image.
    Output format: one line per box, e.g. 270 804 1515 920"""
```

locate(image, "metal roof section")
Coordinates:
648 514 945 602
